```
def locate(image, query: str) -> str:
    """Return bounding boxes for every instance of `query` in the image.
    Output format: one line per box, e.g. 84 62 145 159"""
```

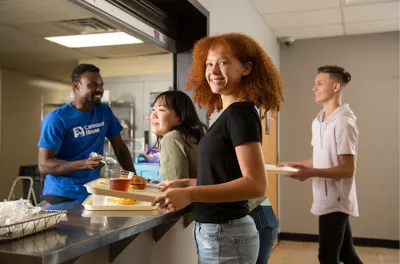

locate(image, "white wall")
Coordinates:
198 0 280 125
279 32 399 240
0 69 69 200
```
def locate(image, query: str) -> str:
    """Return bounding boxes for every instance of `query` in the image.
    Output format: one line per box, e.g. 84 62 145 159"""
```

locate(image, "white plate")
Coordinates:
265 164 299 175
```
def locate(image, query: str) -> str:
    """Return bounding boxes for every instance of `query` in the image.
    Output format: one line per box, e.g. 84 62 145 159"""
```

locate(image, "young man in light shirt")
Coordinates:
279 65 363 264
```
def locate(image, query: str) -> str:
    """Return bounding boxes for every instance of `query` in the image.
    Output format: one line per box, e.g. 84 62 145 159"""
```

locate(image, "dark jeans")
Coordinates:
319 212 363 264
42 194 75 205
250 205 279 264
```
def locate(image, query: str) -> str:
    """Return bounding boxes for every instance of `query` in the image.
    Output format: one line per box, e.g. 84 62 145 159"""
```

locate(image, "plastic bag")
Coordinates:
90 152 117 165
144 146 160 163
0 199 49 226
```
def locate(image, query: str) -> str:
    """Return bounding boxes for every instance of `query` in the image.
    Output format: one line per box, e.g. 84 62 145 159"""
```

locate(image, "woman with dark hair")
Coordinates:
153 33 284 264
151 90 206 181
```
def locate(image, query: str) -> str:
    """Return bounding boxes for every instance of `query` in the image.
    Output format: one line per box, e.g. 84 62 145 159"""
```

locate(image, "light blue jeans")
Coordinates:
194 215 259 264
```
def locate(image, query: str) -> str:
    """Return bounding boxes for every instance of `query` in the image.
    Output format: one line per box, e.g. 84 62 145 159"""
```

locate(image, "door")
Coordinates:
261 111 279 248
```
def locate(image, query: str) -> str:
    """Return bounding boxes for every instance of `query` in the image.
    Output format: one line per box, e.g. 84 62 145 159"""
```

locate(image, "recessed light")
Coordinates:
44 32 143 48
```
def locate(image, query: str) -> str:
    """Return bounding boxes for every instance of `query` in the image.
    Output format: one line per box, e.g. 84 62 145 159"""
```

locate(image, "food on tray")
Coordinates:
109 198 140 205
130 175 147 190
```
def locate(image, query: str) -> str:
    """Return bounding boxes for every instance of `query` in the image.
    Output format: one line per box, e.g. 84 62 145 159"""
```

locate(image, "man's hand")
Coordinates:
277 162 296 168
288 164 315 182
39 148 104 175
86 155 104 170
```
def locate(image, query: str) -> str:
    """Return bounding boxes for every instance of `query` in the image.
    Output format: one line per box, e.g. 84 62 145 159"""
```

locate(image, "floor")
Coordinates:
269 241 400 264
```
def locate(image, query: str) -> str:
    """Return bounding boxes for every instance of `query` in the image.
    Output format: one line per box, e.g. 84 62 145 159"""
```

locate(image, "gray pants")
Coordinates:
194 215 259 264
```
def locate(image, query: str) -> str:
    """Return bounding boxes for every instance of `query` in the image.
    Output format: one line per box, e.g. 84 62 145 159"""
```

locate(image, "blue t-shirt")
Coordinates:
38 103 123 200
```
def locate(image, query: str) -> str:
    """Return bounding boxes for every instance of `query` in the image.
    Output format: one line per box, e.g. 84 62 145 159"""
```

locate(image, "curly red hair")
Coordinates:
186 33 284 119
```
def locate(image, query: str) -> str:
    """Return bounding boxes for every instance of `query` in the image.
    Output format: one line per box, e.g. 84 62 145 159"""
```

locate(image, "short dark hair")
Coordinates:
71 64 100 83
318 65 351 85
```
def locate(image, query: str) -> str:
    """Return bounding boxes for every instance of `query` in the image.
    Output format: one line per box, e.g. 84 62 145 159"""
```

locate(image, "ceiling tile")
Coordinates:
0 0 91 25
265 9 342 29
0 25 46 53
252 0 340 14
0 25 88 60
0 49 84 62
275 24 344 39
345 19 400 34
11 23 81 38
345 0 399 6
343 1 400 22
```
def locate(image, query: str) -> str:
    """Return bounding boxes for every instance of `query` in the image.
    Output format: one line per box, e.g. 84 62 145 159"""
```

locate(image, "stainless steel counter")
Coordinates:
0 200 191 264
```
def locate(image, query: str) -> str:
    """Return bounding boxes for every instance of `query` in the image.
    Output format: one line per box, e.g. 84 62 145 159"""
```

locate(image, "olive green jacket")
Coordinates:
159 130 198 181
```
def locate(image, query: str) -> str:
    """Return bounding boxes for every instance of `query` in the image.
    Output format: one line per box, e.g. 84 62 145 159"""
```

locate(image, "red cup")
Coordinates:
109 178 131 192
109 169 134 192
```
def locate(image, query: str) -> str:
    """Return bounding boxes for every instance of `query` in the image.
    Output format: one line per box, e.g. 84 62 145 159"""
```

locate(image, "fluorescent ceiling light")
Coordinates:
45 32 143 48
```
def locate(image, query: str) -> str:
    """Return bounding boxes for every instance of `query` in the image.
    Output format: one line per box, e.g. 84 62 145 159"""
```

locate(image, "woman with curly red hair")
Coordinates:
153 33 284 264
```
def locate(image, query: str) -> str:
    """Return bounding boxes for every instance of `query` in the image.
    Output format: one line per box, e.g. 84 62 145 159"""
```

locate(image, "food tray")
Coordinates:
82 208 159 218
265 164 299 175
84 178 162 202
0 210 67 241
82 195 158 211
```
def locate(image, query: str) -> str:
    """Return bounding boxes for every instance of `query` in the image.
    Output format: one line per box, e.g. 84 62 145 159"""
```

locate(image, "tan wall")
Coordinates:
279 31 400 240
0 69 2 189
0 59 77 83
79 54 173 78
0 69 69 200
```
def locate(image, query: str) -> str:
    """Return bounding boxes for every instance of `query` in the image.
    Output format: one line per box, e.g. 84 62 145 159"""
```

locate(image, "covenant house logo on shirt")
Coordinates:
73 121 105 138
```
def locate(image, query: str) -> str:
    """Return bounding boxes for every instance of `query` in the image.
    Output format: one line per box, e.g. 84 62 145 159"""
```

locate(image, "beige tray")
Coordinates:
265 164 299 175
82 207 160 217
84 178 162 202
82 195 158 211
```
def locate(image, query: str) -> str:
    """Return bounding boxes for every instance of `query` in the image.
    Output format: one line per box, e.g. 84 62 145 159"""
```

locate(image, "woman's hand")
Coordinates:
152 188 192 213
158 179 190 192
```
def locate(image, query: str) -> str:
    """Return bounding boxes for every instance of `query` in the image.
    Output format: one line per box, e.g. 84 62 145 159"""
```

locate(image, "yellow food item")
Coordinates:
109 198 140 205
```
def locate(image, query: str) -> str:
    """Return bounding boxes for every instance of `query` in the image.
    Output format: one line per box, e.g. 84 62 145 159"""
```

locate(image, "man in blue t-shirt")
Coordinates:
38 64 135 204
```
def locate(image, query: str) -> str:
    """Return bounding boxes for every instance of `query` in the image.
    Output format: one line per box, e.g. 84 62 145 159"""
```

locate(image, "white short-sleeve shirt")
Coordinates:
311 104 359 217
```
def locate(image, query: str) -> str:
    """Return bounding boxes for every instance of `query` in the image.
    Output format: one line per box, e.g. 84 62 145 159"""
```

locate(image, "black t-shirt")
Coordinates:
193 102 262 223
